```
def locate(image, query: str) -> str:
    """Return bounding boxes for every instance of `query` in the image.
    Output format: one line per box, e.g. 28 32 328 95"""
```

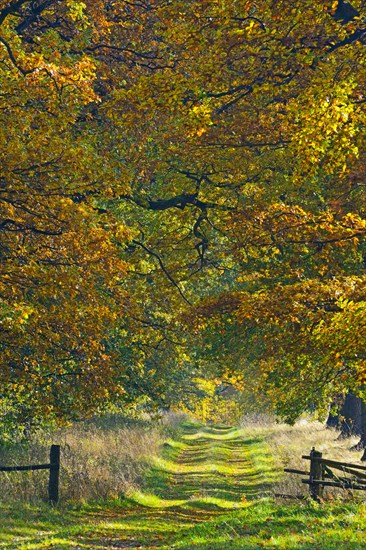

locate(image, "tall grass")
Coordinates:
0 412 182 504
240 414 365 500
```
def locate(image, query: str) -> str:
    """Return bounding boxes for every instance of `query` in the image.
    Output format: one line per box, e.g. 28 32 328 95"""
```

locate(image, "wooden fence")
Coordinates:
285 447 366 501
0 445 60 504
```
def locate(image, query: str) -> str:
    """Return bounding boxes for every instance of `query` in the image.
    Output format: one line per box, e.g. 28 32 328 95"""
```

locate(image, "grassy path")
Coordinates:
1 424 366 549
137 424 275 510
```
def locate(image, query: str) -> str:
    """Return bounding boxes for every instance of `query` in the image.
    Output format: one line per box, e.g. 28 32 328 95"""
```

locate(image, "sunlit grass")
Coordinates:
2 499 366 549
1 421 366 549
0 414 167 503
127 489 250 511
239 416 366 498
127 489 186 508
151 455 253 476
183 427 242 441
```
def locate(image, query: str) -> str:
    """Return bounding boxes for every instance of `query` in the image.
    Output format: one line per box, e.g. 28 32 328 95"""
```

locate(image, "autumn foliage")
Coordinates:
0 1 365 429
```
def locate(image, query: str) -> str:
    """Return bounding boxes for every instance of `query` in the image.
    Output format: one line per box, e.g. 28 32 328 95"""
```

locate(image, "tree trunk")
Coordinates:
350 399 366 460
336 391 362 439
326 395 343 429
326 412 339 428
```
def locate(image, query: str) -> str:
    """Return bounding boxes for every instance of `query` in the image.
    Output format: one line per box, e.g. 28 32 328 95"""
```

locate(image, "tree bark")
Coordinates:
326 394 343 429
350 399 366 460
336 391 362 439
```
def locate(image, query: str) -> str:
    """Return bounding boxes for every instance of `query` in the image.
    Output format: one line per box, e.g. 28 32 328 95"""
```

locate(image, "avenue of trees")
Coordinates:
0 1 365 441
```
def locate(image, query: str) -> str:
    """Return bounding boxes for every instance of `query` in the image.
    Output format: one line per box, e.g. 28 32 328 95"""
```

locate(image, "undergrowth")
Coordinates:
1 416 366 549
0 412 184 504
239 414 365 501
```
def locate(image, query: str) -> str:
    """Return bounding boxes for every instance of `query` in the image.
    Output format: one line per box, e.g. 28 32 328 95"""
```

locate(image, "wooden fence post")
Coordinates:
48 445 60 504
309 447 323 501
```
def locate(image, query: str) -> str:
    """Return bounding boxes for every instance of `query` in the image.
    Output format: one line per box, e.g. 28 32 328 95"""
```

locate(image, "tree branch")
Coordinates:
0 35 33 75
15 0 55 34
0 0 29 26
122 191 219 211
132 239 192 305
0 218 62 235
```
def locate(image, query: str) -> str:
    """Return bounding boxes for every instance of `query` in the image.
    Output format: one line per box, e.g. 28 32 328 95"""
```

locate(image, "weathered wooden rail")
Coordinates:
0 445 60 504
284 447 366 501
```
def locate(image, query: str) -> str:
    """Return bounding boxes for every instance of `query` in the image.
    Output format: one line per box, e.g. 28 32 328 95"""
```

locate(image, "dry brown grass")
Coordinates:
0 413 178 504
240 415 364 500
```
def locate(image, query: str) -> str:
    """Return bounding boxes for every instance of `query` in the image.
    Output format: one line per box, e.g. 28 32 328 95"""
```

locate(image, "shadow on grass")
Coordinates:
143 425 276 508
2 500 363 549
1 425 363 549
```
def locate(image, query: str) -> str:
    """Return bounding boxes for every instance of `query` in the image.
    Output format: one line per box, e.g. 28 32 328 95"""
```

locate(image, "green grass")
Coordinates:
1 423 366 549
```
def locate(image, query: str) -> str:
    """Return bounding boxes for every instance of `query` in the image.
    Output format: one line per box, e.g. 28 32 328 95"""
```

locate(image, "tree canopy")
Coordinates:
0 0 365 430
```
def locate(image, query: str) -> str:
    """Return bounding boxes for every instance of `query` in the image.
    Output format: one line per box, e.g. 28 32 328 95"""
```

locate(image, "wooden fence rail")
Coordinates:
0 444 60 504
284 447 366 501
